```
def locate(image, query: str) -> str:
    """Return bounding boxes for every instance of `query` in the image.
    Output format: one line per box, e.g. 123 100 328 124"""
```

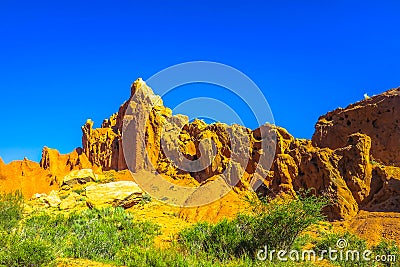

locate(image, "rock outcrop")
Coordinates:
62 169 97 186
43 190 62 208
82 118 123 171
257 129 372 220
40 146 98 184
0 158 58 198
60 192 80 210
363 165 400 212
1 77 399 223
85 181 143 209
0 157 6 180
78 79 400 220
82 78 274 192
312 87 400 167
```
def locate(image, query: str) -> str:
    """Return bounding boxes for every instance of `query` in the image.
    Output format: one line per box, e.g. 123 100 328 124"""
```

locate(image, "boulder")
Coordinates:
85 181 143 209
44 190 61 208
60 192 80 210
62 169 97 186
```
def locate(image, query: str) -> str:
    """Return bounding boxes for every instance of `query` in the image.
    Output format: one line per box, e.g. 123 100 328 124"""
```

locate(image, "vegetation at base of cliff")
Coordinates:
21 207 160 262
0 190 24 233
177 193 328 261
0 191 161 266
0 191 399 267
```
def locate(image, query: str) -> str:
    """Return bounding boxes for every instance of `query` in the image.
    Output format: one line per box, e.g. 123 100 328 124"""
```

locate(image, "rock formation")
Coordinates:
0 158 58 198
81 118 123 171
312 87 400 167
40 146 98 184
76 79 400 220
1 78 399 222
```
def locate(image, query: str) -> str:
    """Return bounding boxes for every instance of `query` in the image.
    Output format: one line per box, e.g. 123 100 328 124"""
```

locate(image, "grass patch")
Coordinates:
21 207 161 263
140 193 152 205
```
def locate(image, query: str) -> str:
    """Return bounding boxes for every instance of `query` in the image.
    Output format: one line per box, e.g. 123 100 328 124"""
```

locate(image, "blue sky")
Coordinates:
0 0 399 163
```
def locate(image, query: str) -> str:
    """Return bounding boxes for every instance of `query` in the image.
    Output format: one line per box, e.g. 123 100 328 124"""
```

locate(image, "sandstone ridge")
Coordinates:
1 80 399 222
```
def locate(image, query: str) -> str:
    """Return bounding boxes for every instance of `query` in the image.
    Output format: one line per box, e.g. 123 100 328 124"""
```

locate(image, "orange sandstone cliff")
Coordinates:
1 80 399 223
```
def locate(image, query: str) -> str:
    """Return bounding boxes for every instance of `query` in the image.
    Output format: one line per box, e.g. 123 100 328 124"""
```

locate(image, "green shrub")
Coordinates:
0 191 24 233
72 188 85 195
21 207 160 263
291 233 313 251
177 194 328 261
0 234 55 267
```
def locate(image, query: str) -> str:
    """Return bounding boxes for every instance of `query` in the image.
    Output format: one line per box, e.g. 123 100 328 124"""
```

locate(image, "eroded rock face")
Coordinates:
265 131 373 220
79 79 400 221
0 158 59 198
3 77 398 223
82 79 274 188
363 165 400 212
312 88 400 167
82 119 122 171
40 146 97 183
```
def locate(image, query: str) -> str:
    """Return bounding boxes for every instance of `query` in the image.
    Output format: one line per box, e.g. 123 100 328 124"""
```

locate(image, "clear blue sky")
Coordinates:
0 0 399 163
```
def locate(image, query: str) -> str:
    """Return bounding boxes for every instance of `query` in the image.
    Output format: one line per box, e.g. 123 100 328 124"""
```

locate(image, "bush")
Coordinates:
22 207 161 263
177 193 328 261
0 191 24 233
0 234 55 267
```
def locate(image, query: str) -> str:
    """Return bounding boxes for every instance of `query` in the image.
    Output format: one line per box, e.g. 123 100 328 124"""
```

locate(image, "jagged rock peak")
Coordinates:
130 78 163 106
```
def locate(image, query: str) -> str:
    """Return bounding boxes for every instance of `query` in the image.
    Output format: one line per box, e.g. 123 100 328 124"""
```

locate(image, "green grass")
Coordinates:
21 207 161 263
116 245 318 267
0 190 161 266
